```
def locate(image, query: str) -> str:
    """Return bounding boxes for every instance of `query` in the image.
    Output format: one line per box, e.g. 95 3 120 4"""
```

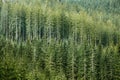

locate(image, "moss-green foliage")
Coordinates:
0 0 120 80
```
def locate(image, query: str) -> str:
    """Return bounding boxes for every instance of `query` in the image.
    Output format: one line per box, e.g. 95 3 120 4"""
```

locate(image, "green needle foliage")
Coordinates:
0 0 120 80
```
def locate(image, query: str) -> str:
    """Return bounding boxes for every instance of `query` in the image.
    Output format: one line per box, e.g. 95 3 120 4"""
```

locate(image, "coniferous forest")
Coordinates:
0 0 120 80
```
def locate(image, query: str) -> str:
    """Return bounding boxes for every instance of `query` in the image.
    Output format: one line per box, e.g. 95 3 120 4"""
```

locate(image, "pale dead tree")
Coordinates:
2 0 6 3
3 0 14 3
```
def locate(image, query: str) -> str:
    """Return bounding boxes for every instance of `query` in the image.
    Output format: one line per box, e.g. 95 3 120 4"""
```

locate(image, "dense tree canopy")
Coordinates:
0 0 120 80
